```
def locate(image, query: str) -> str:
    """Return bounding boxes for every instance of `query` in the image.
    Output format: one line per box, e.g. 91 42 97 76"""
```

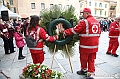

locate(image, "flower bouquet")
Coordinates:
20 64 64 79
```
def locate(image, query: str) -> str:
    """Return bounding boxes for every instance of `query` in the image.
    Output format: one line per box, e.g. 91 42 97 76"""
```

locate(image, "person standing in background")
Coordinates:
99 18 104 32
106 17 120 57
107 17 114 31
23 18 29 36
4 20 15 53
13 19 18 27
18 19 24 34
103 19 108 32
14 26 25 60
0 19 10 54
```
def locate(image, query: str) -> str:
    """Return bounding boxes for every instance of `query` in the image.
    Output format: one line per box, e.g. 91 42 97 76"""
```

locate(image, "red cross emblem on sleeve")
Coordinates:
92 25 98 33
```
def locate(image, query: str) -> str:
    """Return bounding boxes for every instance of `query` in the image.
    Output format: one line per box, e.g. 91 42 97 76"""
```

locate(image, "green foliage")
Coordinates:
22 64 64 79
40 5 79 57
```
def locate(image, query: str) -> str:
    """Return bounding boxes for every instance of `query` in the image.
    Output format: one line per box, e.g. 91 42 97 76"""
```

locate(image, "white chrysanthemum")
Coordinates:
35 73 41 78
28 68 32 72
42 66 46 70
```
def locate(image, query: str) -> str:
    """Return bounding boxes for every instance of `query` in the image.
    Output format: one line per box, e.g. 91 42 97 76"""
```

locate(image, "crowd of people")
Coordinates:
99 17 114 32
0 7 120 79
0 18 29 59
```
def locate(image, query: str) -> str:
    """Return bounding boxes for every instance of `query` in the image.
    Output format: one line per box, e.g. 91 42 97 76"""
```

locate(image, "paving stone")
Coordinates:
97 63 120 74
62 62 80 73
95 66 114 79
1 53 17 61
9 67 23 79
44 51 52 59
95 57 106 65
54 52 66 60
0 69 11 79
11 60 26 68
43 57 59 69
0 51 4 61
0 32 120 79
64 71 84 79
0 76 6 79
114 73 120 79
57 58 70 66
0 60 13 69
26 53 32 64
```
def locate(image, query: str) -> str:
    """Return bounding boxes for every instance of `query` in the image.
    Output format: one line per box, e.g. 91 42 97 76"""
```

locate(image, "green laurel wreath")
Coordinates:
40 5 79 57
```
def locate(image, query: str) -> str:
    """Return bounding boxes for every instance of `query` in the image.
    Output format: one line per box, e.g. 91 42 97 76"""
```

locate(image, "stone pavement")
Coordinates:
0 32 120 79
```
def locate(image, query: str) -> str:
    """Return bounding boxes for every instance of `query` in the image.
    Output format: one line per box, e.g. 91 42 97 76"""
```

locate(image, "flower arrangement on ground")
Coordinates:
22 64 64 79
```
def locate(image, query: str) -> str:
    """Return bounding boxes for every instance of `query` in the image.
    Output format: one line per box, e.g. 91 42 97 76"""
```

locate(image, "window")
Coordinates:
58 4 62 9
105 4 107 8
50 4 53 8
14 7 16 13
80 3 83 7
95 2 97 7
41 3 45 10
105 11 106 16
100 10 102 15
110 13 112 17
31 3 35 9
66 5 69 10
99 3 102 7
9 0 13 5
95 10 97 15
89 2 91 6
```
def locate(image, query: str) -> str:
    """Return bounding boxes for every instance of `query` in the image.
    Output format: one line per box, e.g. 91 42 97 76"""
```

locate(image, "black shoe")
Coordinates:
5 53 10 55
106 52 111 55
44 51 46 54
111 54 119 57
77 70 87 75
21 56 25 58
10 51 15 53
18 56 25 60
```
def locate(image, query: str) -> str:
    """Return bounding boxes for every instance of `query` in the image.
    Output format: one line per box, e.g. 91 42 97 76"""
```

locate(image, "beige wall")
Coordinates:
116 0 120 17
16 0 80 18
79 0 117 18
109 2 116 17
3 0 118 18
3 0 18 13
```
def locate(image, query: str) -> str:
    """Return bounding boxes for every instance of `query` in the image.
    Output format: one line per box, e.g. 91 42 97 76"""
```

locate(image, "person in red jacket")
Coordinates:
61 8 101 79
26 15 58 65
106 17 120 57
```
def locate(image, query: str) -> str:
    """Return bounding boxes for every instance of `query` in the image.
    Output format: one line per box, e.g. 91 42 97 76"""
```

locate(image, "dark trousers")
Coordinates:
3 38 9 54
19 47 23 57
103 25 107 32
8 37 14 53
24 26 26 36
